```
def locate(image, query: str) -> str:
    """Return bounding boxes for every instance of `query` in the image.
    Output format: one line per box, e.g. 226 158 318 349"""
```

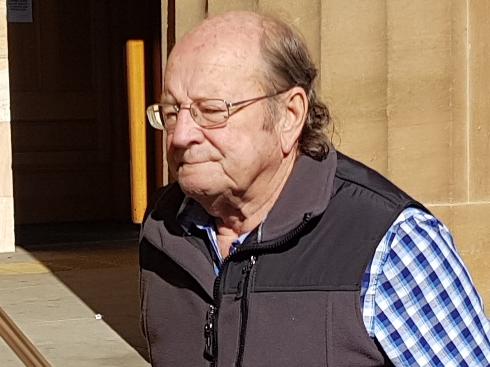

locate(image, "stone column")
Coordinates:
321 0 388 174
436 0 490 313
208 0 257 15
175 0 206 41
0 0 14 253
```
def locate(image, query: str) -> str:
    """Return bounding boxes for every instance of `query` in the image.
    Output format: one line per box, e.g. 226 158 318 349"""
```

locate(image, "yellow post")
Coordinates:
126 40 148 224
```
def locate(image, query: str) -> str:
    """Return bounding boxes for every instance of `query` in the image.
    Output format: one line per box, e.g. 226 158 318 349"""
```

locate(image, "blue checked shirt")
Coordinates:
187 205 490 366
361 207 490 366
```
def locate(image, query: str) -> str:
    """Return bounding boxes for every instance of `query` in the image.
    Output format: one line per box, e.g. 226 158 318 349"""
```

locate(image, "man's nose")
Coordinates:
169 106 203 148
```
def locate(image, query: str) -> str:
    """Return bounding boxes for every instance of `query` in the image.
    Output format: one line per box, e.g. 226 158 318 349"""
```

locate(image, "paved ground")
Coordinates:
0 239 149 366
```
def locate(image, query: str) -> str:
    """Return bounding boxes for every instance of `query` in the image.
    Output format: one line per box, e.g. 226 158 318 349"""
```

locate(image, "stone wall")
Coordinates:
168 0 490 312
0 0 14 253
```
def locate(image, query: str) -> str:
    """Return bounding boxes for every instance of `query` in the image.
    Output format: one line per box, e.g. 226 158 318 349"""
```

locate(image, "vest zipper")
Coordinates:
205 273 223 367
204 212 312 367
236 212 312 255
235 255 256 367
204 304 217 363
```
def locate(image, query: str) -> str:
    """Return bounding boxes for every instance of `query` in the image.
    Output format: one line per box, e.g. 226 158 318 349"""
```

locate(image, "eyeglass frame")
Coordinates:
146 89 289 131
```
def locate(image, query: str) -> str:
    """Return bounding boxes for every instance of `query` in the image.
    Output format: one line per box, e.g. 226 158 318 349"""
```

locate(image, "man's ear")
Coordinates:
279 86 308 155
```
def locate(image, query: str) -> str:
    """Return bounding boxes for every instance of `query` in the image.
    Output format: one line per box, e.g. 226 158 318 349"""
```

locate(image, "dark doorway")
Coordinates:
8 0 161 227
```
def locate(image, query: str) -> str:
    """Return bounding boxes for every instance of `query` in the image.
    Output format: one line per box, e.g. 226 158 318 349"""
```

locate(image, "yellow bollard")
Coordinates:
126 40 148 224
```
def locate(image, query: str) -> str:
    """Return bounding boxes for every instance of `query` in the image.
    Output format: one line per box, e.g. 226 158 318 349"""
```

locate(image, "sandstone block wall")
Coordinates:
167 0 490 313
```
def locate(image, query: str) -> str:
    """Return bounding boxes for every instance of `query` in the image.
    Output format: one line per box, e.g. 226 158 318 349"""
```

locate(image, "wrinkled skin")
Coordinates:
162 12 307 252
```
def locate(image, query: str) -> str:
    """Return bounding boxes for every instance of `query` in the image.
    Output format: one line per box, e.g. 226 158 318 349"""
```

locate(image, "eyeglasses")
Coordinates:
146 90 288 131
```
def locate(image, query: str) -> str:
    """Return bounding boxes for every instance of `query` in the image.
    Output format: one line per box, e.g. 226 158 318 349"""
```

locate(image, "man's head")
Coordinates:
161 11 330 204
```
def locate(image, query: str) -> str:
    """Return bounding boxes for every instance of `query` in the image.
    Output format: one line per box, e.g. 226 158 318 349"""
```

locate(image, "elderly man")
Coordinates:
140 11 490 367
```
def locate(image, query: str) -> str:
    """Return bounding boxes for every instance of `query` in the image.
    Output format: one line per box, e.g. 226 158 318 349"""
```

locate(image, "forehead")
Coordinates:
164 16 265 98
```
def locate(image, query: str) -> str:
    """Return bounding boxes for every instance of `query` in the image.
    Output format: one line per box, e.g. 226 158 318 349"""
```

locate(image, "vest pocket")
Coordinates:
325 291 387 367
239 291 328 367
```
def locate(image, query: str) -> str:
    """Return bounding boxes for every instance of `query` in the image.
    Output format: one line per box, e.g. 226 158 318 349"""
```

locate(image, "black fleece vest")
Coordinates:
140 153 425 367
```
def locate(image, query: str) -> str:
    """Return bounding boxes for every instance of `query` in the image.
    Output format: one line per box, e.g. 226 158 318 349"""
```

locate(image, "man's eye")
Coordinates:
161 105 177 119
164 112 177 121
202 107 225 114
197 100 226 114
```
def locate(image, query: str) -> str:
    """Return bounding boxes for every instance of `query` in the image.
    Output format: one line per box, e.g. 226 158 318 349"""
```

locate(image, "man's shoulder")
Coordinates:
333 151 422 210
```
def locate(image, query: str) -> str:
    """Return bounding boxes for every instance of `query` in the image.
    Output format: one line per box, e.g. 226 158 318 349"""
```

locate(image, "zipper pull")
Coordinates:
303 212 312 222
236 256 256 300
203 305 217 361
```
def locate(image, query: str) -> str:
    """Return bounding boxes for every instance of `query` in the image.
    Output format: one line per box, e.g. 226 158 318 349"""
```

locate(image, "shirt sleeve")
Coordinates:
362 207 490 366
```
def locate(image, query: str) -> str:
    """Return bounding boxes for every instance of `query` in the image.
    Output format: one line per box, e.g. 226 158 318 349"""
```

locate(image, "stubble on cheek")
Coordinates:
176 163 227 198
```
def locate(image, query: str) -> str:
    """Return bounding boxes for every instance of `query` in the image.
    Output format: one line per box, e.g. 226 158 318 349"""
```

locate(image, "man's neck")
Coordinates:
194 152 297 256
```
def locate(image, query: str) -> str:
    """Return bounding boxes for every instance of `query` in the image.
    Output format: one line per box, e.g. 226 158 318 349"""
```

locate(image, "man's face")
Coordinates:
163 29 284 201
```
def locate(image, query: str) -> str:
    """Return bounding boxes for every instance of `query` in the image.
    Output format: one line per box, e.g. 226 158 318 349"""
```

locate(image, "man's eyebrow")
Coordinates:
161 94 176 103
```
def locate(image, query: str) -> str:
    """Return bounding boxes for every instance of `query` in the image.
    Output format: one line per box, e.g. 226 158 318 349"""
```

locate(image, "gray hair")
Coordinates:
259 15 331 160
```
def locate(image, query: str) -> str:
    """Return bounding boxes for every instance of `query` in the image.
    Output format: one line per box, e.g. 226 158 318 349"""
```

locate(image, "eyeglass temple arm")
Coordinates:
227 89 288 109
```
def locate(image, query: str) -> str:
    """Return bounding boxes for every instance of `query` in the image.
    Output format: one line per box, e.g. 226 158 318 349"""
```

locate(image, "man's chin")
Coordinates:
177 178 219 199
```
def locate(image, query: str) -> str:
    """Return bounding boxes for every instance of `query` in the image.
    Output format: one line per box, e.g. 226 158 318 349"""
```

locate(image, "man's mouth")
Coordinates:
178 160 206 168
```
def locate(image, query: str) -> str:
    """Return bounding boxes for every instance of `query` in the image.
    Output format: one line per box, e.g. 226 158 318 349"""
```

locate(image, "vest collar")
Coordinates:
259 149 337 242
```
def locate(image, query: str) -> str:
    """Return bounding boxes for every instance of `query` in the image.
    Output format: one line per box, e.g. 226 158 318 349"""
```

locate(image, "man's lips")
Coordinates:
177 160 208 167
176 156 218 166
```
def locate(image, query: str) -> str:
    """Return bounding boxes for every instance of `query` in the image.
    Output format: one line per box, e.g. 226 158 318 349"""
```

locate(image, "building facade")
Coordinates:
1 0 489 311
